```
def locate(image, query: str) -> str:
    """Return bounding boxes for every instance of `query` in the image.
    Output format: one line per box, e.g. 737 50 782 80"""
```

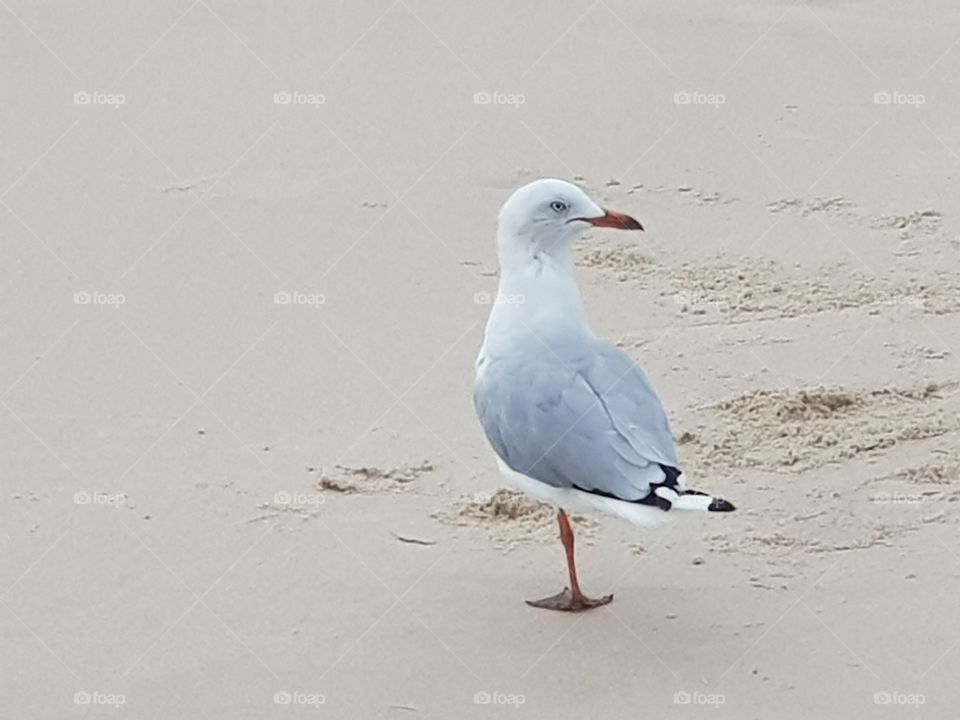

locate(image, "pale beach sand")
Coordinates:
3 1 960 717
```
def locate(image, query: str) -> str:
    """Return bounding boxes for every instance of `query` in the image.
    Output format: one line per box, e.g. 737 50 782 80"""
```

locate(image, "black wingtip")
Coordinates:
708 498 736 512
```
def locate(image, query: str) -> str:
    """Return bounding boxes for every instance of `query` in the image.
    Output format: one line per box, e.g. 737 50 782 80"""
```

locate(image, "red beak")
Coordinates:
585 209 644 231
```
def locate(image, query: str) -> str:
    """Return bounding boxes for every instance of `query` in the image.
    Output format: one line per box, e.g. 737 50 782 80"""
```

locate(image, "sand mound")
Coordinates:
767 196 855 217
577 251 958 317
686 383 959 472
767 196 944 240
870 209 942 237
432 489 597 551
876 461 960 486
315 461 434 494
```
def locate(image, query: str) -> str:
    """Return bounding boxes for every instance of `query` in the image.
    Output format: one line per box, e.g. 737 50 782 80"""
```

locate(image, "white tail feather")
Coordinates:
671 493 715 511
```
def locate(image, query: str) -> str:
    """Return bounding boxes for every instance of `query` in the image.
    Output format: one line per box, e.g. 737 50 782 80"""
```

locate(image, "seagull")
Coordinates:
474 178 735 612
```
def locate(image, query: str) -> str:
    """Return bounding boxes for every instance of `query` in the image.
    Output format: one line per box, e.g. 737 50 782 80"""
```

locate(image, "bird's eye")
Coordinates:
550 201 568 213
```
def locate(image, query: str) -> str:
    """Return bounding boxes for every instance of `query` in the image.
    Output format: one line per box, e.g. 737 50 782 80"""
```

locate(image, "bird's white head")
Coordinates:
496 178 643 267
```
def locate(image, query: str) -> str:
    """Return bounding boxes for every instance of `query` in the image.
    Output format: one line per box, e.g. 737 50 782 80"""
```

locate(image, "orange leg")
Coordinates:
526 510 613 612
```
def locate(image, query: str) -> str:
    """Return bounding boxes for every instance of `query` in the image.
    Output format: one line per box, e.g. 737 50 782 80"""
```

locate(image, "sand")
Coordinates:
3 1 960 718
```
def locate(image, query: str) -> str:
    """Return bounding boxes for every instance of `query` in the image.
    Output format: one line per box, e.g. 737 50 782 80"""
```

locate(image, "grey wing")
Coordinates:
581 342 679 468
474 342 679 501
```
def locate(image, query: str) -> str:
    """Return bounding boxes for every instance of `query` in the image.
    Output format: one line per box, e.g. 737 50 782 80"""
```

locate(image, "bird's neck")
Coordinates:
482 237 590 356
